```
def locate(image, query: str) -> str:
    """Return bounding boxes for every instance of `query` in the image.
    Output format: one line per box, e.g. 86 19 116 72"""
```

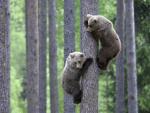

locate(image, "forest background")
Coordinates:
10 0 149 113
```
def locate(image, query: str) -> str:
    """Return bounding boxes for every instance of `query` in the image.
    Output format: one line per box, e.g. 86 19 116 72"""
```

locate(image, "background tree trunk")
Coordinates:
80 0 99 113
125 0 138 113
64 0 75 113
115 0 125 113
0 0 10 112
48 0 59 113
26 0 39 112
38 0 47 113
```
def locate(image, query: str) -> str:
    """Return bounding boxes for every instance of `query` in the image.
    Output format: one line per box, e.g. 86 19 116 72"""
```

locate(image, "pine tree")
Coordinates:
0 0 10 112
115 0 125 113
64 0 75 113
26 0 39 112
49 0 59 113
80 0 99 113
125 0 138 113
38 0 47 112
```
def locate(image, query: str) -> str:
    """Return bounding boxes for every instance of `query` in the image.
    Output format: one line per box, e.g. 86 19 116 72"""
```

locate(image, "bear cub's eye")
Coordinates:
74 62 77 65
78 61 81 64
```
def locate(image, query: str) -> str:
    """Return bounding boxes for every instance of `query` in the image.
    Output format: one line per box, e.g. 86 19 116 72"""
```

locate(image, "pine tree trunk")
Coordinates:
115 0 125 113
48 0 59 113
0 0 10 112
38 0 47 112
80 0 99 113
26 0 39 112
64 0 75 113
125 0 138 113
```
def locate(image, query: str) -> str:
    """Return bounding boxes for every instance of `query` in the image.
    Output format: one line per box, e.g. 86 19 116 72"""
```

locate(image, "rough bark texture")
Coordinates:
38 0 47 113
64 0 75 113
80 0 99 113
49 0 59 113
0 0 10 113
26 0 39 113
115 0 125 113
125 0 138 113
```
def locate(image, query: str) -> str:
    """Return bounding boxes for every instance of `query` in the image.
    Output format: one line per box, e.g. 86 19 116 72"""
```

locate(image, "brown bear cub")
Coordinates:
84 14 121 70
62 52 93 104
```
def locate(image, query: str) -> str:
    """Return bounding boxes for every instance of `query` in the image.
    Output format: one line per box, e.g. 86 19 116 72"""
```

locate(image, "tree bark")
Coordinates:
115 0 125 113
125 0 138 113
0 0 10 112
38 0 47 113
64 0 75 113
80 0 99 113
48 0 59 113
26 0 39 113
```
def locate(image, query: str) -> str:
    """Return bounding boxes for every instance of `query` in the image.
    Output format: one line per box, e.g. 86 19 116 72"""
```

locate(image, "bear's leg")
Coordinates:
97 48 111 70
73 90 82 104
71 82 82 104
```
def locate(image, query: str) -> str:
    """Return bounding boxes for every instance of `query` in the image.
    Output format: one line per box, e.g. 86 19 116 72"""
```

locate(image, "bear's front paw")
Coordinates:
96 57 107 70
86 57 93 65
73 96 81 104
73 90 82 104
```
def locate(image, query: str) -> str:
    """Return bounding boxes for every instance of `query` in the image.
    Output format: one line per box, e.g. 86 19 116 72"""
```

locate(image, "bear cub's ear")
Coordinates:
84 14 92 27
70 53 75 59
87 14 92 19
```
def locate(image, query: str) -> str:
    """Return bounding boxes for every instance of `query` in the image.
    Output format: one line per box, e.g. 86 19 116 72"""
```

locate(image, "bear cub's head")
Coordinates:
85 14 100 32
85 14 112 32
67 52 86 69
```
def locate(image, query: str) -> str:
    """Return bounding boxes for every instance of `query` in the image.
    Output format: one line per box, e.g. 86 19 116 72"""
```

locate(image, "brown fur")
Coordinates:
62 52 93 104
84 14 121 70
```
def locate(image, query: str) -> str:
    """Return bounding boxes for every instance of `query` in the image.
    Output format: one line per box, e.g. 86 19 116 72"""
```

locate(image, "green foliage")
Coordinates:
11 67 27 113
135 1 150 112
135 0 150 41
56 0 65 112
136 35 150 112
10 0 26 112
99 0 116 21
75 0 81 51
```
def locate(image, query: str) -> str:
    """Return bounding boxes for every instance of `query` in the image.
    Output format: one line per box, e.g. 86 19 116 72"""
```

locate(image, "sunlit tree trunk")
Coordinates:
125 0 138 113
38 0 47 112
64 0 75 113
26 0 39 112
0 0 10 112
80 0 99 113
48 0 59 113
115 0 125 113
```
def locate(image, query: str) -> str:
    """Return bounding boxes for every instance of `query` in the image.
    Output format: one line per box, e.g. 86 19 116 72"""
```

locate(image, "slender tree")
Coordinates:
0 0 10 112
125 0 138 113
26 0 39 112
115 0 125 113
49 0 59 113
38 0 47 112
64 0 75 113
80 0 99 113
